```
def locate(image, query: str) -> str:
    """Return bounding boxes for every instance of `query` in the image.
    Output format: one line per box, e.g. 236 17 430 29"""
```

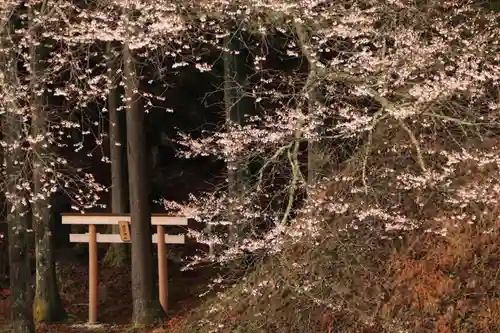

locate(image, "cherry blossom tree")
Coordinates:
168 0 500 272
102 41 130 267
1 16 36 331
47 0 186 324
0 0 105 327
1 0 497 330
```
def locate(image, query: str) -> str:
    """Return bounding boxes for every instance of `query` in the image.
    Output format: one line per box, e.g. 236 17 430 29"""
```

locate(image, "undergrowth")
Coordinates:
170 126 500 333
170 220 499 333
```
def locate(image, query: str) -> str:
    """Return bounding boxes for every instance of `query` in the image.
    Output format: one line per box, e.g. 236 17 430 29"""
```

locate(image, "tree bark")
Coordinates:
31 97 66 324
103 42 130 267
294 23 322 190
32 202 66 323
7 212 35 333
123 42 163 326
2 16 35 333
5 142 33 333
29 8 66 322
224 31 248 245
3 75 35 333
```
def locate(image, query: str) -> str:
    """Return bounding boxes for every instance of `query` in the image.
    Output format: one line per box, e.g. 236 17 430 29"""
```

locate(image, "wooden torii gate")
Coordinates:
62 213 187 323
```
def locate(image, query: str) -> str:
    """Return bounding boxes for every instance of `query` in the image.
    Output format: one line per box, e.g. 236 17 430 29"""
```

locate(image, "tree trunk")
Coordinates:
29 9 66 322
123 42 163 326
32 202 66 323
7 212 35 333
224 31 248 245
31 97 66 324
3 81 35 333
5 140 34 333
2 17 35 333
103 43 130 267
294 23 322 191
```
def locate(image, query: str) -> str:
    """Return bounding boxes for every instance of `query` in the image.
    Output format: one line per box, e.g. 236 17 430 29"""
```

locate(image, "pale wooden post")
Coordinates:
88 224 98 323
157 224 167 313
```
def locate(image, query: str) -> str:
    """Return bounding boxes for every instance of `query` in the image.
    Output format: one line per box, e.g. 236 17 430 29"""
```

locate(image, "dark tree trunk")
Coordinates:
224 30 250 245
3 82 35 333
32 203 66 323
7 212 35 333
29 9 65 322
2 17 35 333
103 42 130 267
123 42 163 326
31 111 65 323
295 23 322 189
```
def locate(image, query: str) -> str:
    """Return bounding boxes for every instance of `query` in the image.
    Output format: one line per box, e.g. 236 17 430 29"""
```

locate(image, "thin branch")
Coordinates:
397 118 427 173
281 139 301 226
257 144 291 190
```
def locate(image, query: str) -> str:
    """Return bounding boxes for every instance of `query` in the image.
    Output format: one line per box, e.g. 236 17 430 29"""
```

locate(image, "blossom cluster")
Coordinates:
0 1 498 283
168 0 500 271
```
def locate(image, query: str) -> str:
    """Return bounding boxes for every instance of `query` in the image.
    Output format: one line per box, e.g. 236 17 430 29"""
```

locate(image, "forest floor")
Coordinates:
0 251 213 333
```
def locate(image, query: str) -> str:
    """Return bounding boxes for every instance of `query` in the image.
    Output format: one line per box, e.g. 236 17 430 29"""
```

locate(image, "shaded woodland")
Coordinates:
0 1 499 332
